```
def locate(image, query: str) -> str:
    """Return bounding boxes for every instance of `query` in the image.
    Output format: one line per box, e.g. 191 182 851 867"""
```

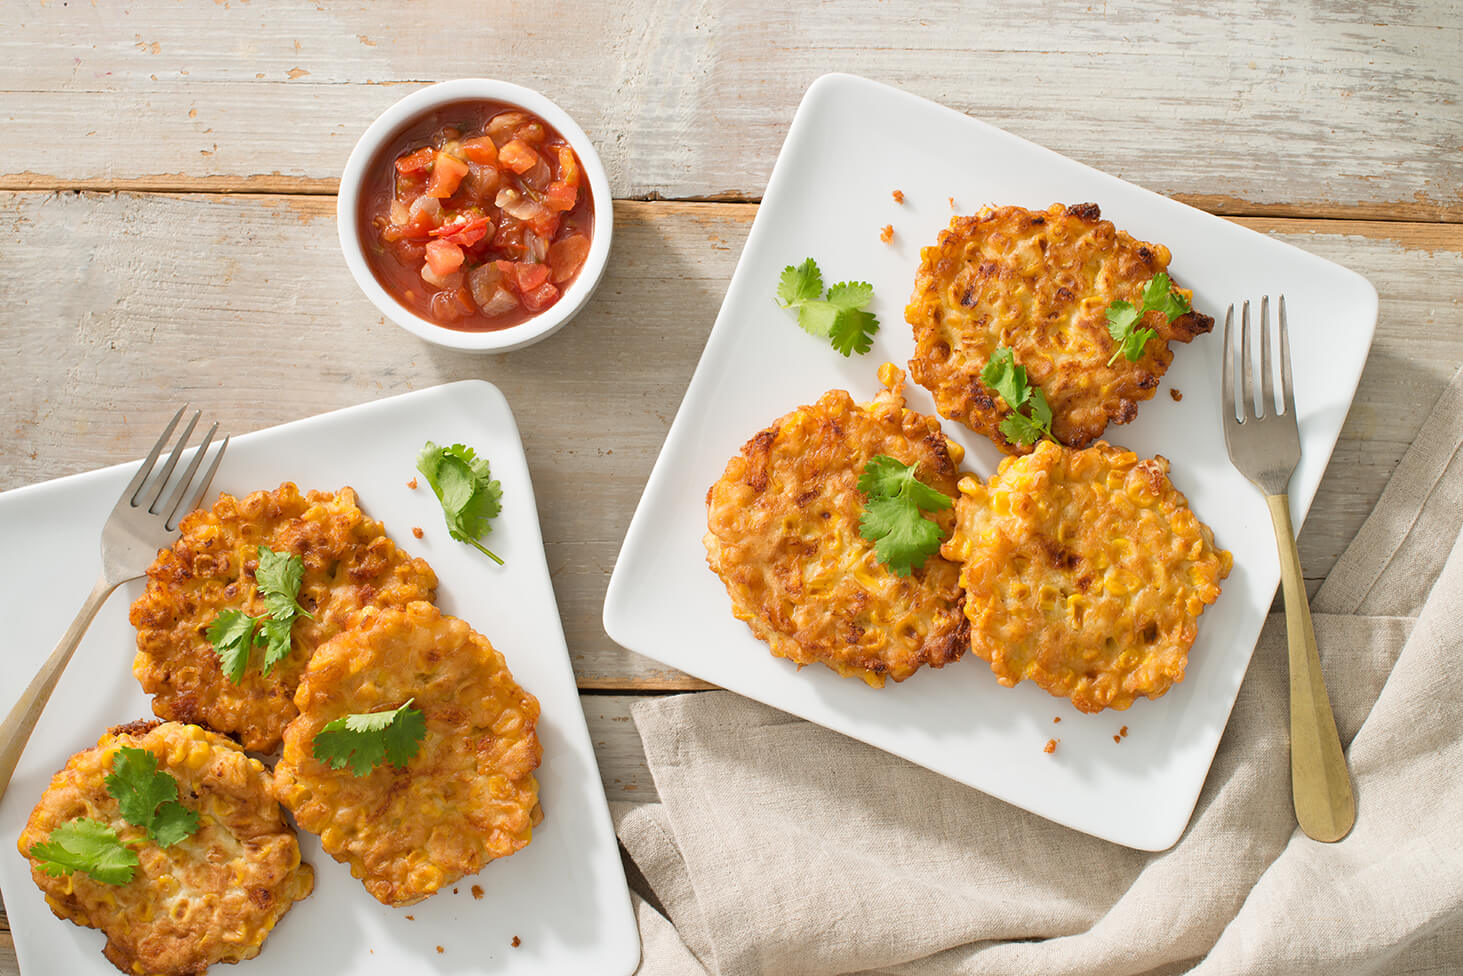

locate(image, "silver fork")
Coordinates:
0 406 228 801
1222 296 1354 842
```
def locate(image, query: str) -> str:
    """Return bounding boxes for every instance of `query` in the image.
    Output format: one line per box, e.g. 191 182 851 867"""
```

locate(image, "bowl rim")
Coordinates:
336 78 613 353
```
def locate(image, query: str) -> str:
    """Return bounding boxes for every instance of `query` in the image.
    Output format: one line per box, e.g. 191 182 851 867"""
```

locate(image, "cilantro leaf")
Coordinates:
856 455 954 576
204 545 310 683
105 747 199 847
981 346 1057 445
775 259 880 357
1000 410 1048 445
981 346 1029 411
417 442 505 565
828 308 878 356
796 300 841 339
1142 272 1191 320
312 699 427 777
826 280 874 311
206 609 256 684
29 819 139 885
256 616 295 675
1028 387 1054 429
255 546 311 622
776 258 823 307
1105 273 1193 365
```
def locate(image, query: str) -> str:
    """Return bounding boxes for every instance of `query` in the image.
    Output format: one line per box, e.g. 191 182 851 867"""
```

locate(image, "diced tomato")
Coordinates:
547 234 591 283
430 215 492 248
394 146 435 175
498 140 539 175
424 239 465 277
459 137 498 166
543 181 578 212
512 261 551 293
521 281 559 313
426 152 470 198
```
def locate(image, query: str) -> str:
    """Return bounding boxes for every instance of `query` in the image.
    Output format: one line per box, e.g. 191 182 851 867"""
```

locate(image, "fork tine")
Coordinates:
1240 300 1255 418
125 405 187 505
144 410 201 513
180 434 229 525
1222 304 1236 422
159 422 218 528
1279 294 1296 416
1260 296 1275 417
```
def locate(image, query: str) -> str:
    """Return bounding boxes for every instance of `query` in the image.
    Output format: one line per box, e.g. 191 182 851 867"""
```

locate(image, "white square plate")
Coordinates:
603 74 1377 850
0 382 639 974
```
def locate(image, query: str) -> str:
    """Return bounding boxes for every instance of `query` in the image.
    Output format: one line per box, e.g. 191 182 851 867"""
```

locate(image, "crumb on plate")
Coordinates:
412 526 424 539
436 946 444 954
1044 738 1059 754
408 477 419 489
512 936 521 948
892 189 905 203
1170 388 1183 401
1053 716 1061 723
472 884 485 900
880 224 894 243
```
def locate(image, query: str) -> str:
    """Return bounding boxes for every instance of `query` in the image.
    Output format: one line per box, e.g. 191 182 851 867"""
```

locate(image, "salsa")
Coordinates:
358 100 595 332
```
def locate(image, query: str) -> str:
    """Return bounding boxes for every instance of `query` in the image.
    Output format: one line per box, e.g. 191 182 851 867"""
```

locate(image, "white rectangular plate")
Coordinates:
0 382 639 974
603 74 1378 850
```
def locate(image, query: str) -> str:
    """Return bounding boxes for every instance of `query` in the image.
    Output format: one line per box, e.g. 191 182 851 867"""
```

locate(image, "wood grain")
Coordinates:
1 1 1459 218
1 194 1460 685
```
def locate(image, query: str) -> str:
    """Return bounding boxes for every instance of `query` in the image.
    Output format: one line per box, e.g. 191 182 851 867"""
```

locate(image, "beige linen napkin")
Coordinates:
614 369 1463 976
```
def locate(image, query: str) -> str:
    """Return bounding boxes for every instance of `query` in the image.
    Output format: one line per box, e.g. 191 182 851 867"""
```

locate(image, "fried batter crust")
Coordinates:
906 202 1214 453
274 601 542 907
704 364 970 686
131 483 438 752
943 440 1232 712
17 721 313 976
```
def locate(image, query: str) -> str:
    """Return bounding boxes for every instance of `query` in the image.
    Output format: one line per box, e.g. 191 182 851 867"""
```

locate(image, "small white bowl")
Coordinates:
337 79 613 353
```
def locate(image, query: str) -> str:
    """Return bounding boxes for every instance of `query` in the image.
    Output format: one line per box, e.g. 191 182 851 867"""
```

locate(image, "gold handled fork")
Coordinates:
0 406 228 801
1221 296 1354 842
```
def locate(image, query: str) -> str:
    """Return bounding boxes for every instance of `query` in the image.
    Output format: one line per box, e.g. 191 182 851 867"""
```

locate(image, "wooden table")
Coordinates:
1 2 1459 970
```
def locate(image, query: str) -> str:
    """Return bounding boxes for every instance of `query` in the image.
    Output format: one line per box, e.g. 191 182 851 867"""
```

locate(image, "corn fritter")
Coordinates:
704 363 970 686
17 720 313 976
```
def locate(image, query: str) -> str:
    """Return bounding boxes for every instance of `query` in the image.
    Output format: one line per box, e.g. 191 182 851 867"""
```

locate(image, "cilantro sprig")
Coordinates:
982 347 1057 446
28 749 202 886
417 442 504 565
776 258 880 356
205 545 312 683
857 455 954 576
1104 272 1192 365
29 820 139 885
312 699 427 776
105 747 200 847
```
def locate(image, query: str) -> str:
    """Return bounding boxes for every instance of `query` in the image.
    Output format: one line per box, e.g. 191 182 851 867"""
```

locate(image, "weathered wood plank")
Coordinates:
1 1 1459 219
0 194 1460 684
582 694 659 803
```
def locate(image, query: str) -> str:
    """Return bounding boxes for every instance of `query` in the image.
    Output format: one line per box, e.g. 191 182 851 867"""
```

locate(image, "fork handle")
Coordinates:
1265 493 1356 842
0 573 117 802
